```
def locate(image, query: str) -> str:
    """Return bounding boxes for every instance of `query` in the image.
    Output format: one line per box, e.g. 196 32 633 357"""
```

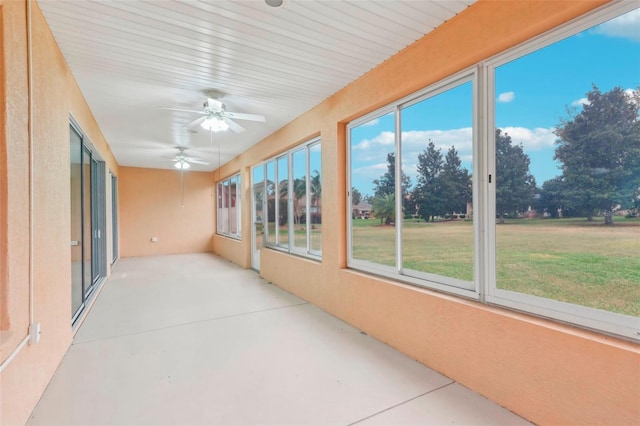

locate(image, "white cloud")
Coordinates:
400 128 473 160
571 97 590 107
351 128 474 189
362 118 379 127
351 131 395 162
500 126 556 151
351 126 558 193
591 8 640 42
497 91 515 103
625 88 639 104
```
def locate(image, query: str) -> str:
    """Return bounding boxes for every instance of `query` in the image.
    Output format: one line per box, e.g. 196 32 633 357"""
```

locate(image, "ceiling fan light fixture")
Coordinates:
200 117 229 132
174 160 190 169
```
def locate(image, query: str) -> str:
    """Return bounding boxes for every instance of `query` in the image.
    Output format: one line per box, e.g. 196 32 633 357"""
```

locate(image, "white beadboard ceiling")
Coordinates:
38 0 475 172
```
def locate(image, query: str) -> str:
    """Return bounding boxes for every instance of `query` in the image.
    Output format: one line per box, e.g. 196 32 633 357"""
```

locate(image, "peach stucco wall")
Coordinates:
215 1 640 425
119 166 214 257
1 0 638 425
0 1 118 424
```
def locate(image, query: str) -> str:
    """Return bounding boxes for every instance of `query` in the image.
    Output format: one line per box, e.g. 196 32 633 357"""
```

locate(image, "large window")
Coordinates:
259 138 322 258
348 3 639 340
349 74 475 294
216 173 241 239
487 4 639 338
265 161 276 246
350 112 396 269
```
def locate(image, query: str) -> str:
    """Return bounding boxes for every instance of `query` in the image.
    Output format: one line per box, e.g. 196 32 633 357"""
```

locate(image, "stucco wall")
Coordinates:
216 1 640 425
119 166 214 257
1 0 638 425
0 1 118 424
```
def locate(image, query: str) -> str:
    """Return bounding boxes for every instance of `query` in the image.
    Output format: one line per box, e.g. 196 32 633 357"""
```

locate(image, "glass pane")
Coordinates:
277 156 289 248
229 176 238 235
495 8 640 317
292 149 307 251
265 161 276 245
350 112 396 267
82 148 92 294
216 182 223 233
253 165 265 254
222 180 230 234
309 143 322 253
401 81 473 283
70 127 83 317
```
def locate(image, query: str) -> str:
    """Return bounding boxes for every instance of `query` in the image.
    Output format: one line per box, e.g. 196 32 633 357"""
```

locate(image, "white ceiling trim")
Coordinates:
38 0 475 171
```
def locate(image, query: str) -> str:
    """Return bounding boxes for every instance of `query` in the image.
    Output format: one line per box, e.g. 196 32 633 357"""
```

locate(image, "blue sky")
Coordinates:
350 8 640 197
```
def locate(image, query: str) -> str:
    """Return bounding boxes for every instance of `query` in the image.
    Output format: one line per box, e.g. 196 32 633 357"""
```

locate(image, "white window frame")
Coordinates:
216 172 241 239
260 137 322 260
347 70 479 299
483 1 640 341
346 2 639 341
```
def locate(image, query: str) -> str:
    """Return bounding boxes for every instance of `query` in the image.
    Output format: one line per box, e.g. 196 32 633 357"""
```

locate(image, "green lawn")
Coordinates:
266 222 322 252
352 217 640 317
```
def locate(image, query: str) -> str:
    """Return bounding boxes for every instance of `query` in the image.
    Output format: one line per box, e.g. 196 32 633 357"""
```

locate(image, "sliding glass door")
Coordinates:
70 127 84 319
70 123 107 323
111 172 118 264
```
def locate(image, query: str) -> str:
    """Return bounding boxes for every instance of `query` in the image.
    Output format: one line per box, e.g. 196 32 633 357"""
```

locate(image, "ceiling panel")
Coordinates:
37 0 475 172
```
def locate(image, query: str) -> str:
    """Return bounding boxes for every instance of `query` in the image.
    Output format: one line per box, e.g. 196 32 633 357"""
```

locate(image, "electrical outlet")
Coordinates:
151 237 158 242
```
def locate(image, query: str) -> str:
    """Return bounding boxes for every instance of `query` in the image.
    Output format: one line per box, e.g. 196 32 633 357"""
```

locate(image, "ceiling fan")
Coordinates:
164 91 265 133
171 147 209 170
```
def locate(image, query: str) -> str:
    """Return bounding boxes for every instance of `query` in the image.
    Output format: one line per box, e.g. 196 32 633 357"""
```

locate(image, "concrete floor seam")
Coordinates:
346 381 456 425
71 301 310 345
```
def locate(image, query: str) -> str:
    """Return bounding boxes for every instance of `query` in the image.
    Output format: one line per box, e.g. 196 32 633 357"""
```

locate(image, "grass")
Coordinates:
265 222 322 252
352 217 640 317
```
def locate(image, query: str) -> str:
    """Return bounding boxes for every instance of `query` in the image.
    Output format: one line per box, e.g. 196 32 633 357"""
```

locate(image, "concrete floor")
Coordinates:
29 253 531 425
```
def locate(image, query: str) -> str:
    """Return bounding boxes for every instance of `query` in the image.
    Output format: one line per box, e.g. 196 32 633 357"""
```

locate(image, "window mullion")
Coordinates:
394 107 402 275
306 146 311 253
288 153 294 249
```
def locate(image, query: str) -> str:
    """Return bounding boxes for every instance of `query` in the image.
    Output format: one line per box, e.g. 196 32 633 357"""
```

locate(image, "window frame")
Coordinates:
347 70 480 299
216 172 242 240
483 1 640 341
260 137 322 260
346 2 639 341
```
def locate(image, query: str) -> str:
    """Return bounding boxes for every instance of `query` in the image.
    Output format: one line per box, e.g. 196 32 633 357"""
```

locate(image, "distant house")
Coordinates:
352 201 372 219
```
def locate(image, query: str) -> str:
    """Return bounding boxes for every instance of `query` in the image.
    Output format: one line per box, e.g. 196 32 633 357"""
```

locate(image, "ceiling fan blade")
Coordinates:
188 158 210 165
226 112 265 122
206 98 224 111
223 118 245 133
185 116 207 128
160 107 205 114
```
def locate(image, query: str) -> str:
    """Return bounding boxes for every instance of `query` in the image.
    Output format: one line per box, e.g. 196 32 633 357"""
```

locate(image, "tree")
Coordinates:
554 86 640 225
412 140 443 222
439 146 472 218
372 152 412 213
537 176 566 218
363 194 375 205
292 177 306 224
351 187 362 206
310 170 321 206
372 193 395 225
495 129 537 223
310 170 322 223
